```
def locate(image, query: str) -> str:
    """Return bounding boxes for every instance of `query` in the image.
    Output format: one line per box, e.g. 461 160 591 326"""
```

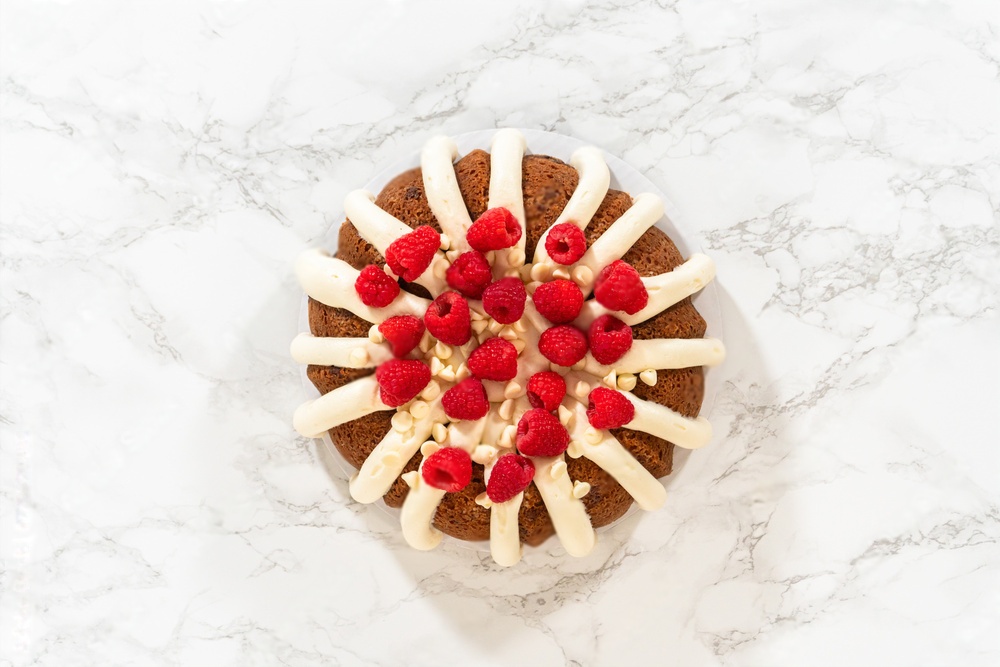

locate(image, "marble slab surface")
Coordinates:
1 0 998 665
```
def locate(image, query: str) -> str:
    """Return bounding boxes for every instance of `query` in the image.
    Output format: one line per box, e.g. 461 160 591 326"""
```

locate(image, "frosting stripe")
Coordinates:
573 193 664 293
350 399 445 503
530 455 597 557
583 337 726 375
533 146 611 264
290 333 392 368
490 492 524 567
575 432 667 511
622 392 713 449
488 129 528 275
296 249 431 324
293 375 389 438
421 136 474 252
400 470 447 550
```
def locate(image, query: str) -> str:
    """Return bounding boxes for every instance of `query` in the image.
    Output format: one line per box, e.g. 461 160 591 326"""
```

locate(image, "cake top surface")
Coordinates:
292 129 724 566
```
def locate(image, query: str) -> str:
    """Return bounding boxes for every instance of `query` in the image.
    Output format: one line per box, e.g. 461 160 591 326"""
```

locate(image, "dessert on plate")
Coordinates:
292 129 724 566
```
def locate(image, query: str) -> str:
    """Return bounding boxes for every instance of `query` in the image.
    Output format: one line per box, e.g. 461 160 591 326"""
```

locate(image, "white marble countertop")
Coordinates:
2 1 998 665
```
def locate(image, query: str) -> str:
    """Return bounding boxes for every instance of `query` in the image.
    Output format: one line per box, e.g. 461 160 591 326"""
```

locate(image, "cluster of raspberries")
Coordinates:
354 208 644 504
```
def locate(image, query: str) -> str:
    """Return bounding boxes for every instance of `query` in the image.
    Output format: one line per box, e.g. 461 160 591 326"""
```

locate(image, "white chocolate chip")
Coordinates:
504 268 520 278
512 318 527 333
439 233 451 250
572 358 587 371
471 319 489 334
432 422 448 443
530 263 550 282
504 380 522 400
349 347 370 366
512 339 526 354
571 265 593 286
472 445 498 465
438 366 456 382
584 427 602 445
525 281 540 296
558 405 573 426
499 424 516 448
499 326 518 341
434 340 452 360
574 380 591 398
470 310 485 321
499 399 514 421
475 492 493 508
401 471 419 488
566 440 584 458
445 249 460 263
617 373 637 391
639 369 658 386
420 440 441 457
409 400 429 420
485 251 496 264
391 411 413 433
572 481 592 499
552 267 570 280
550 459 567 479
518 264 533 282
455 362 471 382
488 319 503 334
368 325 384 344
507 248 526 266
420 380 441 401
419 331 435 353
430 357 445 376
602 369 618 388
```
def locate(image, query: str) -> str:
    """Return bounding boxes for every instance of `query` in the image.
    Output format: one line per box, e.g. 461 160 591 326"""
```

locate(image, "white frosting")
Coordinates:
623 391 713 449
342 190 447 295
490 492 524 567
290 333 392 368
566 403 666 510
488 129 527 276
626 253 717 325
399 470 447 550
292 375 388 438
573 192 664 293
350 399 445 503
533 146 611 264
446 417 487 453
421 136 474 253
295 249 431 323
583 337 726 375
530 455 597 557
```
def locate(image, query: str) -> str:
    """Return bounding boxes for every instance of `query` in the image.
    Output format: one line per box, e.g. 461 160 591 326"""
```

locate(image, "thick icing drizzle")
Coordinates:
342 190 448 296
293 375 388 438
421 136 474 253
293 130 724 566
488 129 527 277
296 249 431 323
291 333 392 368
533 146 611 264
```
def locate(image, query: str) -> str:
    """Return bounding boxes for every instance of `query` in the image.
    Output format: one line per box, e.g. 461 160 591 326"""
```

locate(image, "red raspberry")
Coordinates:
375 359 430 407
586 387 635 429
486 453 535 503
422 447 472 493
467 337 518 382
515 408 570 457
442 378 490 420
466 207 522 251
354 265 399 307
538 325 588 367
378 315 425 358
533 279 583 324
588 314 633 365
545 223 586 265
445 251 492 299
424 291 471 345
481 277 526 324
526 371 566 411
384 225 440 282
593 260 648 315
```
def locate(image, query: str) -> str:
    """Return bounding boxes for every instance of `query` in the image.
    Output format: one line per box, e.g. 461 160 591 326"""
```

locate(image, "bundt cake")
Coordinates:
292 129 724 566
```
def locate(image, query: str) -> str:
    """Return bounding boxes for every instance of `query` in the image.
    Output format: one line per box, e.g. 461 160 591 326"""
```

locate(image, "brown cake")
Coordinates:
292 130 724 565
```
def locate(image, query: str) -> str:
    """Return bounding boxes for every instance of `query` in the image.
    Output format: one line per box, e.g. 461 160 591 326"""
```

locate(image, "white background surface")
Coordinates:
2 1 999 665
